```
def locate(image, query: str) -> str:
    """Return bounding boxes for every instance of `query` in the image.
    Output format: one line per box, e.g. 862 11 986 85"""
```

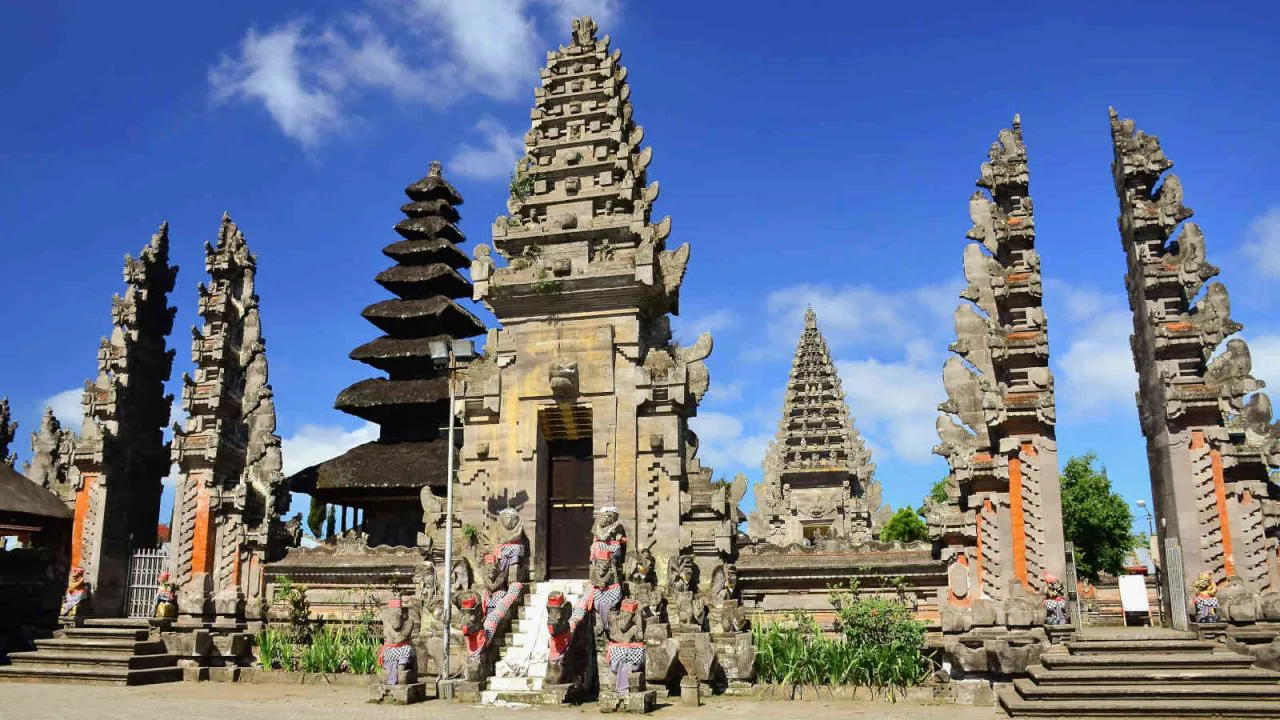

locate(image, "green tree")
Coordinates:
918 477 950 517
880 506 929 543
1060 452 1133 580
306 497 326 538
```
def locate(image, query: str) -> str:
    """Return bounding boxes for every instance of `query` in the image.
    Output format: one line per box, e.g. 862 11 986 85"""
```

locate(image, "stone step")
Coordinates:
80 618 153 629
1071 628 1195 642
1013 677 1280 701
64 627 149 640
1027 664 1280 685
487 675 543 692
1065 639 1220 654
999 692 1280 717
1041 652 1253 670
0 664 182 686
36 638 166 655
5 650 176 670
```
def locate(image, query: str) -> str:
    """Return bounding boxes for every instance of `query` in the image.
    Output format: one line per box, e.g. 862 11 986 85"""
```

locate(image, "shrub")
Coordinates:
753 583 931 695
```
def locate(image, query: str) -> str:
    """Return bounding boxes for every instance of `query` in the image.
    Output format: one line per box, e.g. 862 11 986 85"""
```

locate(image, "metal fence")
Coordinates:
125 547 169 618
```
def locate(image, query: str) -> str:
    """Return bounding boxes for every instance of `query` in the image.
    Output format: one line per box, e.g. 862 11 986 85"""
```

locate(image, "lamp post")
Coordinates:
1136 499 1163 625
429 338 474 696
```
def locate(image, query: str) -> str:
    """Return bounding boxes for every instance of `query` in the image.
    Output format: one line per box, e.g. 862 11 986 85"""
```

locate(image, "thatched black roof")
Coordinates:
0 465 72 521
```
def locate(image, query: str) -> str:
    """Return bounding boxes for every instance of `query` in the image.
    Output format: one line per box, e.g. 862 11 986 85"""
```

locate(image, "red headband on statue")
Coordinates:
620 599 639 613
387 599 402 609
484 553 496 564
547 592 565 607
460 596 478 609
592 548 613 560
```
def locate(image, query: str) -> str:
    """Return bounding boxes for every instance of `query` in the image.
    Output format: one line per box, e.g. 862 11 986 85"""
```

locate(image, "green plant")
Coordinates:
505 215 523 228
272 575 311 642
509 158 541 200
299 625 342 673
531 271 562 294
256 627 296 670
306 497 326 538
462 523 480 546
341 622 380 675
879 506 929 543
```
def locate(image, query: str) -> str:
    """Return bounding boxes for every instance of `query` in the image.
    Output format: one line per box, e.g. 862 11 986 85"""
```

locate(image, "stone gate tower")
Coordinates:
1111 109 1280 621
458 16 734 582
70 224 177 617
928 117 1066 630
170 215 292 624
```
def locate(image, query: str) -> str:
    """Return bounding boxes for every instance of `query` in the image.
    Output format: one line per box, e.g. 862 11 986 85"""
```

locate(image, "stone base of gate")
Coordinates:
160 626 253 669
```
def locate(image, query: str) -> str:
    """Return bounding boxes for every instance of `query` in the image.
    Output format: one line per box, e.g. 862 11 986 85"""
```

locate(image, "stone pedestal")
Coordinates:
599 689 656 713
446 679 482 703
678 676 700 706
369 682 427 705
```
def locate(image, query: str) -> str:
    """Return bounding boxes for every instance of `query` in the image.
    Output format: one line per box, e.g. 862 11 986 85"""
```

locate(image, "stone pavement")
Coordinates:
0 682 1005 720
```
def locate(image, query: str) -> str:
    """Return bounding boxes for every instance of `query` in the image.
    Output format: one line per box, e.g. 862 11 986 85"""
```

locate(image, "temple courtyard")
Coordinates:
0 683 1001 720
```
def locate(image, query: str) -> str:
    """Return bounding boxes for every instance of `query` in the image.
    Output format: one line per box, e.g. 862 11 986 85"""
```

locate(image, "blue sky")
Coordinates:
2 1 1278 538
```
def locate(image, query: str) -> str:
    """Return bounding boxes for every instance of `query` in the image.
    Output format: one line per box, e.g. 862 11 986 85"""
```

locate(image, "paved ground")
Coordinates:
0 682 1005 720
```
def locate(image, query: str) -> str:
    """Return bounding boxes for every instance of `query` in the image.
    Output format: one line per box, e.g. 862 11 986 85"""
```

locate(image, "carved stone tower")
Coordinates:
171 215 291 623
459 16 734 582
1111 109 1280 621
749 308 883 545
71 224 177 617
25 407 78 508
0 398 15 467
287 163 486 548
928 116 1066 627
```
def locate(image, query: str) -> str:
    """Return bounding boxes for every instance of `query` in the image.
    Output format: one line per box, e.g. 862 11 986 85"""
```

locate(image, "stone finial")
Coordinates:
803 306 817 329
571 15 598 46
428 160 442 178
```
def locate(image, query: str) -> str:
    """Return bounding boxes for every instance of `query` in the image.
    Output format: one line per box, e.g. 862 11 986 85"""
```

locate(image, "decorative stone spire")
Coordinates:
171 214 290 622
474 13 688 329
0 398 15 467
750 309 882 545
25 407 77 506
287 162 485 547
1111 109 1280 614
929 117 1066 622
70 222 177 616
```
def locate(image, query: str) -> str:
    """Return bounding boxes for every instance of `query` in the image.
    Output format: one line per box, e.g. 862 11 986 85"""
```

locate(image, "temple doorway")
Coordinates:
545 437 593 578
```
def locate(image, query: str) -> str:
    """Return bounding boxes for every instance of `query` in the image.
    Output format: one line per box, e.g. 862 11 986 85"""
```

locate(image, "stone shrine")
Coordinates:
457 14 735 584
749 308 885 545
68 224 178 617
170 215 293 625
25 408 78 508
926 117 1066 672
0 399 15 467
1110 109 1280 623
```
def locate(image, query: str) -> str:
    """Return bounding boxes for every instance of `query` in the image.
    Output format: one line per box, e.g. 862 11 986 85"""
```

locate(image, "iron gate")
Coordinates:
125 547 169 618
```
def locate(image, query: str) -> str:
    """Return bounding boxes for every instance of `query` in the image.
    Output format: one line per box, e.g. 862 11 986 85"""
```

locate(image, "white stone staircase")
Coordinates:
481 579 586 704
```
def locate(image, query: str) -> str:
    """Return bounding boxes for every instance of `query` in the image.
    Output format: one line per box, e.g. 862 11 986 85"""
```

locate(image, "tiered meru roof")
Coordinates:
291 163 484 496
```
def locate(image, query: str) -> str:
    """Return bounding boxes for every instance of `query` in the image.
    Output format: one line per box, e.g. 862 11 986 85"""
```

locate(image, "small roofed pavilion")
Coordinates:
0 464 72 658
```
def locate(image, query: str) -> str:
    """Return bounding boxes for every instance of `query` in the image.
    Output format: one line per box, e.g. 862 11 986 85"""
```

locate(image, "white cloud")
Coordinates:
705 380 745 404
1050 281 1138 418
535 0 621 30
836 355 943 463
447 116 525 180
1248 334 1280 392
209 21 343 147
211 1 625 147
281 422 379 477
40 388 83 432
752 281 958 360
674 308 739 339
690 411 772 471
1243 208 1280 278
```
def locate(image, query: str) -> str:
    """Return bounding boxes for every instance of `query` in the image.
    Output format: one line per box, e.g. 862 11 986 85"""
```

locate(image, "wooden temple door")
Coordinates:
546 438 593 578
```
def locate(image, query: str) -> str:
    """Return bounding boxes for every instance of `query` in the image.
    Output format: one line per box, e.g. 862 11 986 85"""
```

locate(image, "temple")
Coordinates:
1110 109 1280 623
288 163 486 548
458 14 733 583
169 215 293 625
68 224 177 617
927 117 1066 670
749 308 884 545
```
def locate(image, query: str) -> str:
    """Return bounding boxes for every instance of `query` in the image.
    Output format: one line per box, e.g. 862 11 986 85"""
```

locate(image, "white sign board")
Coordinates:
1119 574 1150 613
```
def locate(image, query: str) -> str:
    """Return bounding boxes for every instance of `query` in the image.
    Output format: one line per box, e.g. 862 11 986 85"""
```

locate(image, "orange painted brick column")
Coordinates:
1009 450 1028 589
191 486 215 575
1193 431 1234 577
70 474 96 568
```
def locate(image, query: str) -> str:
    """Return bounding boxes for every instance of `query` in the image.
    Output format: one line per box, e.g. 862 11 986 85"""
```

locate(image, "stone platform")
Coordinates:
368 682 427 704
999 627 1280 717
0 618 181 686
